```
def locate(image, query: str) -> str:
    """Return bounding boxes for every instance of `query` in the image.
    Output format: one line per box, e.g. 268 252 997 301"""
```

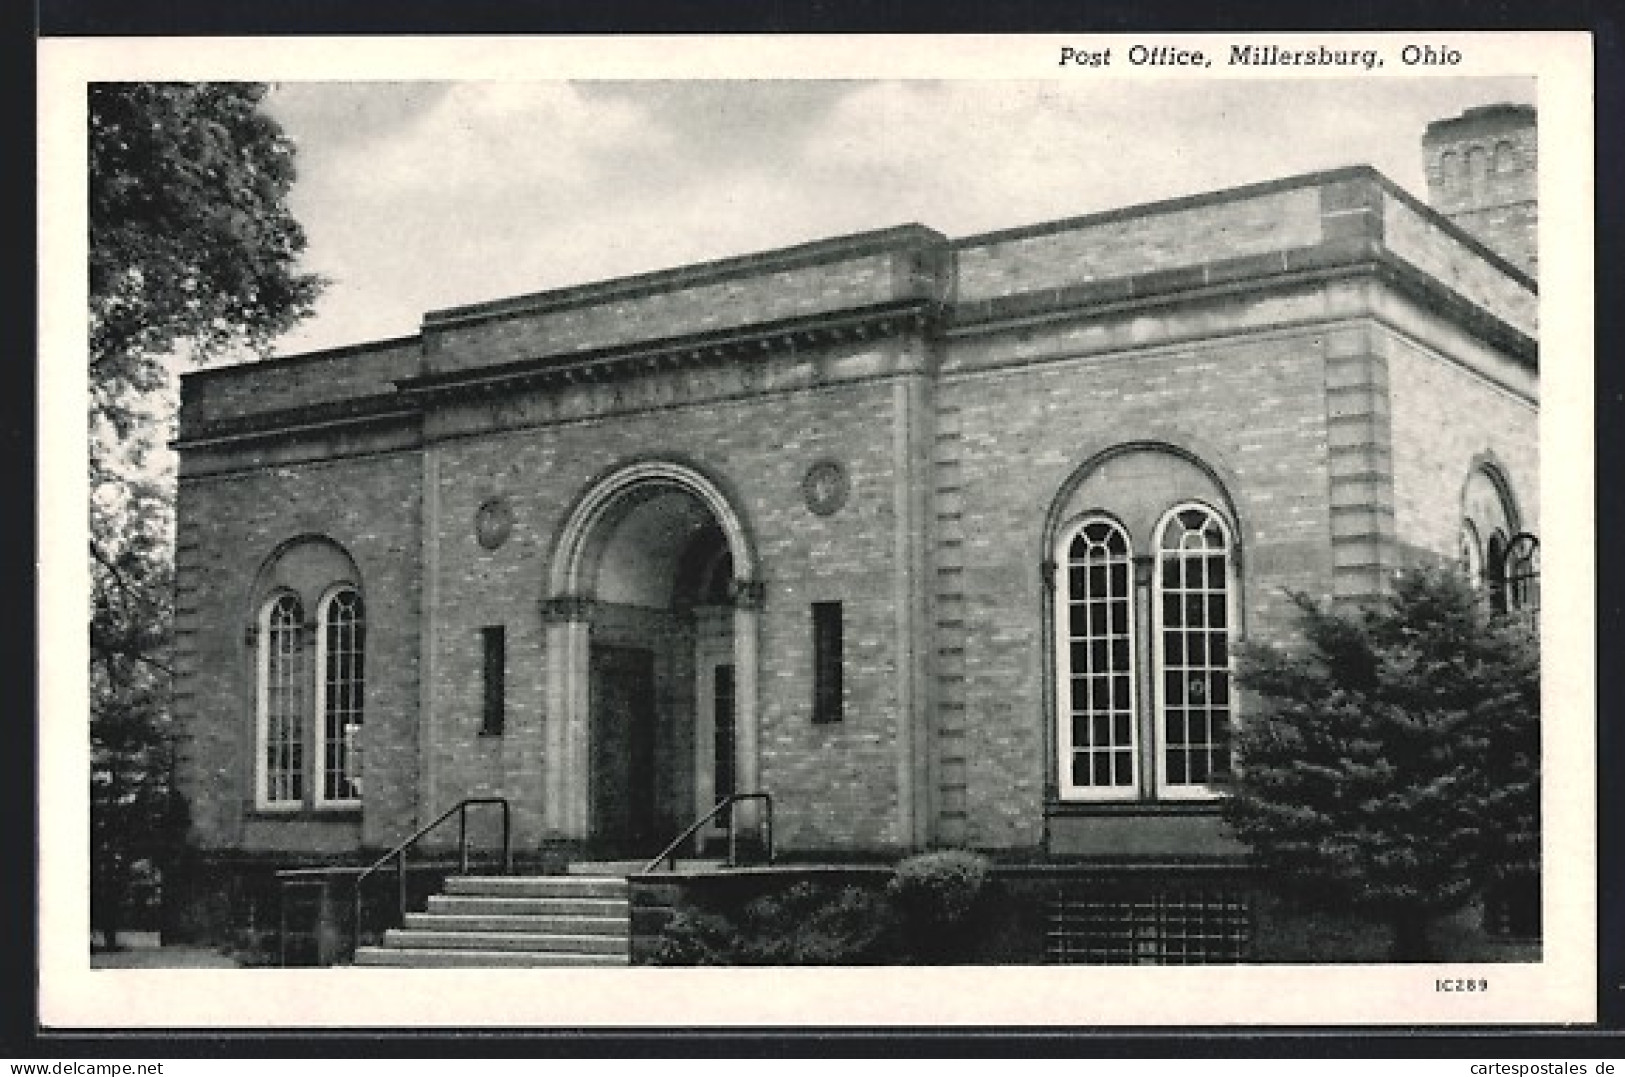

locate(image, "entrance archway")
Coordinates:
543 461 761 850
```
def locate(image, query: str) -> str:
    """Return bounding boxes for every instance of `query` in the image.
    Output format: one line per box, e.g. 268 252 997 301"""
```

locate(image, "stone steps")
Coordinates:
385 929 627 953
352 873 632 968
425 894 628 918
352 947 627 968
402 912 626 936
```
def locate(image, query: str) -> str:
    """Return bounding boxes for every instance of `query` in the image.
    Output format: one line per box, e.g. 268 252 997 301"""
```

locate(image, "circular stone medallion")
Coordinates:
474 497 514 550
802 459 850 517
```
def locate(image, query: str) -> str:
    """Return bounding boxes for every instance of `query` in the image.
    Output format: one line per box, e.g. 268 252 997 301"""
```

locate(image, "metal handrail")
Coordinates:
641 792 774 874
351 797 511 955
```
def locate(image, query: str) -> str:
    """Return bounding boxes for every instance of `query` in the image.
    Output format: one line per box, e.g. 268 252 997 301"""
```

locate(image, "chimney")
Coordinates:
1422 103 1537 279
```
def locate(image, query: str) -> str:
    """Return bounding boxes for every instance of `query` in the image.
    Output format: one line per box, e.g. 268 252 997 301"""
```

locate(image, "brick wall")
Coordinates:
181 338 422 426
172 159 1537 871
420 371 922 852
173 449 423 856
1383 193 1538 332
937 326 1335 849
1422 105 1537 278
1385 327 1539 558
421 226 949 374
954 184 1323 302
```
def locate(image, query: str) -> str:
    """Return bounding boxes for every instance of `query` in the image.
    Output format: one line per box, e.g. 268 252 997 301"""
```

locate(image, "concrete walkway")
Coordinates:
91 931 242 969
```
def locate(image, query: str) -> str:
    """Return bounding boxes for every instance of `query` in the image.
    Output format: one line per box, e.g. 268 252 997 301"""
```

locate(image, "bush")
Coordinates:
651 882 897 965
738 883 897 964
651 852 1002 965
888 850 993 961
1225 566 1540 961
888 850 991 927
650 906 743 966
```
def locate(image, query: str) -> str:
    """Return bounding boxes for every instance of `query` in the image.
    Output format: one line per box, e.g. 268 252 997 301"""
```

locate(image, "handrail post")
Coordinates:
764 796 774 864
349 796 514 959
278 884 289 967
397 851 407 928
458 805 469 875
502 801 512 874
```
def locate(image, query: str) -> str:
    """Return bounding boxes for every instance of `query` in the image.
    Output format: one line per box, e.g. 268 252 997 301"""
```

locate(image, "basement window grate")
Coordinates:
1046 889 1252 965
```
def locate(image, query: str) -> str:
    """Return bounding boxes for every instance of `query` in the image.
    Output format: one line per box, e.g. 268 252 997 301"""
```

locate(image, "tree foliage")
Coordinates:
89 83 323 947
90 82 323 437
1223 567 1540 960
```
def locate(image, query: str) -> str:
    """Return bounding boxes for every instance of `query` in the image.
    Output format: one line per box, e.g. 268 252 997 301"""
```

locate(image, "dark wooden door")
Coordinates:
589 645 657 845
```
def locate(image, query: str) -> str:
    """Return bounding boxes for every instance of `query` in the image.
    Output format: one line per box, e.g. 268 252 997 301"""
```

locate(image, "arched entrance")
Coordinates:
542 462 761 851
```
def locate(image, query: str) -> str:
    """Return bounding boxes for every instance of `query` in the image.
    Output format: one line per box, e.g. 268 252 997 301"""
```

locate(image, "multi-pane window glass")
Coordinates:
319 589 365 803
1504 533 1540 614
1155 505 1234 793
1061 519 1136 796
261 594 306 806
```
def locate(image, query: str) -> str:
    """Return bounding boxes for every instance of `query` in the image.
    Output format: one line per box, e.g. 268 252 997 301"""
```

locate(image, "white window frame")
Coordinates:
1055 515 1140 801
313 585 365 808
1152 502 1238 801
255 592 306 811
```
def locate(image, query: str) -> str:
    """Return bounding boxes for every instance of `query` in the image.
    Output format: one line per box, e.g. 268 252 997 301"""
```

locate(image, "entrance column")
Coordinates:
729 578 765 823
541 595 595 840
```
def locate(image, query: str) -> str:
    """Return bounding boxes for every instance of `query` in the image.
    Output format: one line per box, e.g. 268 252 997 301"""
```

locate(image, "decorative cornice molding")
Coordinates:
396 298 942 405
172 394 420 451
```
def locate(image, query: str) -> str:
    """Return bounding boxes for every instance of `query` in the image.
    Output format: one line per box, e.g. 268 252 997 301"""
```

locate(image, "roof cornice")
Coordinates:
398 297 941 403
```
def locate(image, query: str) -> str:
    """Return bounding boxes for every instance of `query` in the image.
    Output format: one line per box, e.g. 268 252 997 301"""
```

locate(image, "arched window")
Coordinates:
257 593 306 808
250 537 365 812
1505 532 1540 614
1467 144 1490 199
1154 504 1236 797
1460 462 1531 618
1056 517 1137 799
1438 149 1460 185
316 587 366 804
1052 488 1240 804
1493 140 1517 174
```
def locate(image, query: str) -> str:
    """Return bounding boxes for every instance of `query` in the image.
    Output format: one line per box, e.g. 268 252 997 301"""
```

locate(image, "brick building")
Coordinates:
169 104 1540 960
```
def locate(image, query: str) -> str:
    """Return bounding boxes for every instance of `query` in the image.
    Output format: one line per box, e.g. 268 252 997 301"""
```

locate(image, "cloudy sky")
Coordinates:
261 76 1535 355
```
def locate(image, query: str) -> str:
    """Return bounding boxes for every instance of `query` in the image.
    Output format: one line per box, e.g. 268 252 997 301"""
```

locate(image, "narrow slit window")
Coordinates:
812 602 843 724
714 663 737 799
482 625 506 736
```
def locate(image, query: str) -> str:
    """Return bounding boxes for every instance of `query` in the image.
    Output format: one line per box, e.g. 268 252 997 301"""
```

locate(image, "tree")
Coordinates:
1223 566 1540 961
89 82 324 948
